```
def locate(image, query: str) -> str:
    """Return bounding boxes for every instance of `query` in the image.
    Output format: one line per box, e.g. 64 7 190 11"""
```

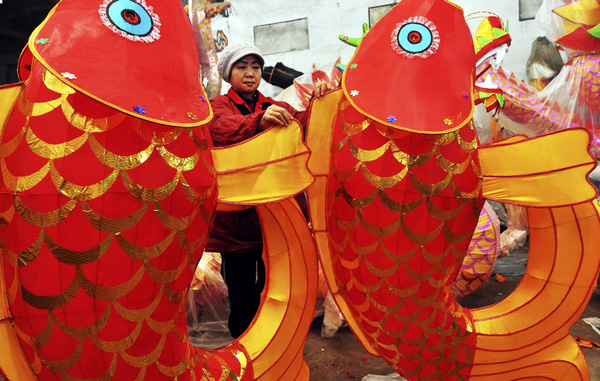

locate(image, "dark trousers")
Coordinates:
220 249 266 338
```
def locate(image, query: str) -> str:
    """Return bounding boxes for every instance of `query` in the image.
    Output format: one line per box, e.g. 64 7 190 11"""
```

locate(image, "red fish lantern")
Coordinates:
0 0 319 379
306 0 600 379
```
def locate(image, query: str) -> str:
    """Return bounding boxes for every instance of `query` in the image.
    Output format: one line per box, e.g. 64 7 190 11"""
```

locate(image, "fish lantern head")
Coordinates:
20 0 211 126
342 0 477 134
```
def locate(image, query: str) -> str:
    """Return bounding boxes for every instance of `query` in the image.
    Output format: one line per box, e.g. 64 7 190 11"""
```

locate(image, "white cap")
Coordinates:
217 41 265 83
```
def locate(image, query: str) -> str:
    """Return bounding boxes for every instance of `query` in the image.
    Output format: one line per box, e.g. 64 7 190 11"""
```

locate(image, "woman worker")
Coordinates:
205 41 330 338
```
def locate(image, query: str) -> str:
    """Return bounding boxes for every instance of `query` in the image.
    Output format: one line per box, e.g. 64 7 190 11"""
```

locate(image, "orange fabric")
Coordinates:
470 202 600 379
238 200 318 380
480 129 597 207
211 121 313 205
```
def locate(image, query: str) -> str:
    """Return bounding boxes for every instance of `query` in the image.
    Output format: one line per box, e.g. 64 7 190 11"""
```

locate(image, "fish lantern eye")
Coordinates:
392 17 440 58
100 0 161 42
122 9 141 25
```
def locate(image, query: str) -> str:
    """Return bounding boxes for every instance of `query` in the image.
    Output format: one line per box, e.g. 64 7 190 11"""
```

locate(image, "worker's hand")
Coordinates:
259 105 293 130
313 80 333 99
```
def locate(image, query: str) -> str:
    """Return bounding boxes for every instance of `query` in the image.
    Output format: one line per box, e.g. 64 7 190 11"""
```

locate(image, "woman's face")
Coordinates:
229 55 262 99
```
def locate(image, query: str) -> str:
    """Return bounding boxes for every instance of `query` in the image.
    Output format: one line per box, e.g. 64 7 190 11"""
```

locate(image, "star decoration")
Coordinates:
187 112 197 120
350 64 358 69
61 72 77 80
133 106 146 114
444 118 453 125
36 38 50 44
387 116 397 123
350 90 359 97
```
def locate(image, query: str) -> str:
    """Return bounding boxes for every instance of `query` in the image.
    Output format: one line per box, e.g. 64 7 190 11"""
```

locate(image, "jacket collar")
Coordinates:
226 88 270 112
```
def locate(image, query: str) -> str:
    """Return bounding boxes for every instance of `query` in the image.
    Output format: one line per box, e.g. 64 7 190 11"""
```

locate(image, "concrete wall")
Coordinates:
211 0 547 96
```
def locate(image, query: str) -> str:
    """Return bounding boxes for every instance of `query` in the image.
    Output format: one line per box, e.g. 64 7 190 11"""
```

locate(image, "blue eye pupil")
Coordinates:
107 0 153 37
398 23 433 54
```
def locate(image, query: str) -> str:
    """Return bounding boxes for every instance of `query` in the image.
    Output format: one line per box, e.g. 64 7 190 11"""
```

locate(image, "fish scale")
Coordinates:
326 97 483 380
0 64 256 379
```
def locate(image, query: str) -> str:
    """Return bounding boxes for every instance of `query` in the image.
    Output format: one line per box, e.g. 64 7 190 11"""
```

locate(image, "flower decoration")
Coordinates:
444 118 453 125
463 93 471 100
187 112 197 120
387 116 397 123
350 64 358 69
350 90 359 97
36 38 50 44
133 106 146 114
198 95 206 102
61 72 77 80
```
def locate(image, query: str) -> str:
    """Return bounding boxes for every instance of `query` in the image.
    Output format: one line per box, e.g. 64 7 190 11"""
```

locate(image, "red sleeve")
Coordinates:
207 95 266 147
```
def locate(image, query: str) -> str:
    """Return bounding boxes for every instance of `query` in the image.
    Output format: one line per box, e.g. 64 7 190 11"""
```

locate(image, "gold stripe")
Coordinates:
120 171 179 202
32 310 53 348
50 164 119 201
153 202 196 231
143 255 188 284
80 265 145 301
45 338 83 372
89 322 143 353
156 146 199 171
146 315 177 335
61 353 118 380
361 164 409 190
399 216 444 245
43 233 113 265
49 305 111 339
163 284 186 305
61 99 127 134
378 190 424 214
408 171 453 197
14 196 76 228
0 123 26 158
177 230 207 257
425 197 462 221
2 159 50 192
115 231 176 261
81 201 148 233
88 134 154 170
26 127 88 159
112 289 163 322
120 333 166 367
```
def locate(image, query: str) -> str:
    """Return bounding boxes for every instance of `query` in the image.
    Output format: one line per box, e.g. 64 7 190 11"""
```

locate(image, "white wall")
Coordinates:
211 0 546 96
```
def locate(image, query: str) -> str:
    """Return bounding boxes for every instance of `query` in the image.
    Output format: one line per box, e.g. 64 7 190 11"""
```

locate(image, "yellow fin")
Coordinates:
212 120 313 205
0 84 23 135
480 129 597 207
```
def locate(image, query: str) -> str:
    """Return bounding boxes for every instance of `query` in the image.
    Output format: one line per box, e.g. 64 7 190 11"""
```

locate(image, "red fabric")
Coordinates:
205 88 309 253
30 0 211 126
342 0 475 133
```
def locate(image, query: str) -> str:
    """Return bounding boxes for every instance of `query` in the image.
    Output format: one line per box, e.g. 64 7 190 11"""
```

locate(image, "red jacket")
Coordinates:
205 88 309 253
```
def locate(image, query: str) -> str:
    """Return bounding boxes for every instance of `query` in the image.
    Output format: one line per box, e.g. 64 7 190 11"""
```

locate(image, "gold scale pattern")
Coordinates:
326 98 483 380
0 64 248 380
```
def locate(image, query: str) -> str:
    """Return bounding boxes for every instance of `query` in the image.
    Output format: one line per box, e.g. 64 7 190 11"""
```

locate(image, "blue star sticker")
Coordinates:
133 106 146 114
